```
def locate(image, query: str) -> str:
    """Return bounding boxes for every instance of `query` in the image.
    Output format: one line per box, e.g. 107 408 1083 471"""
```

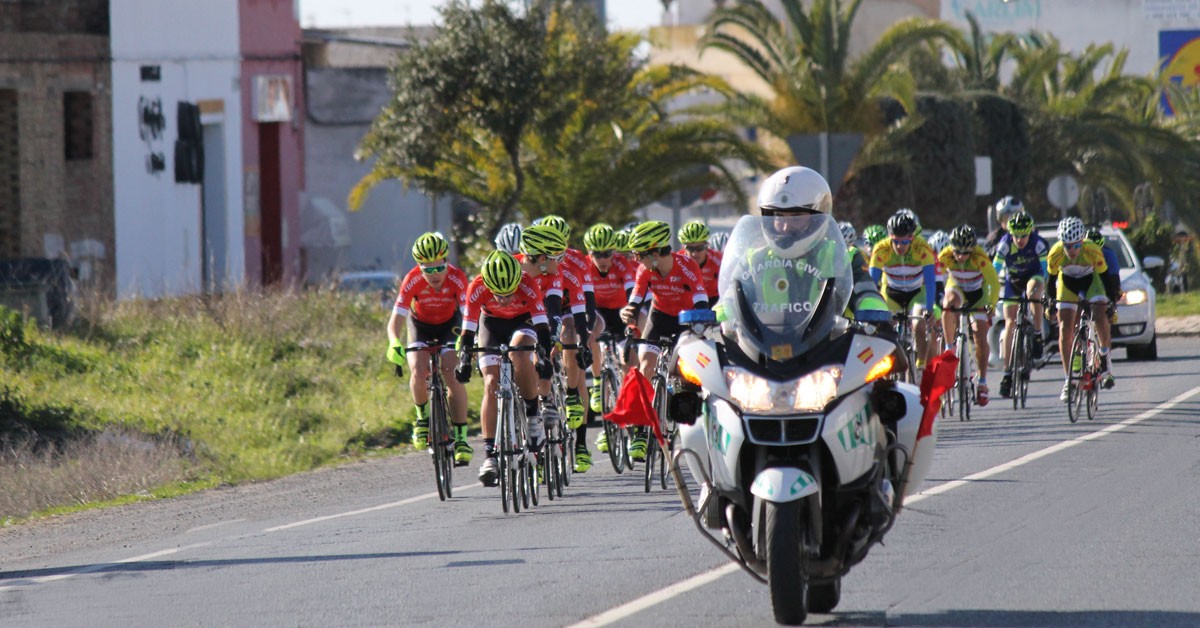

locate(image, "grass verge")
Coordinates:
1157 292 1200 318
1 290 481 522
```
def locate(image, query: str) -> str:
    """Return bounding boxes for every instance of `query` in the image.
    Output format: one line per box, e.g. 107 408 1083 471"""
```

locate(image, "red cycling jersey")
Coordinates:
590 254 635 310
462 274 548 333
514 253 586 314
629 252 708 316
695 248 722 299
393 264 469 325
562 248 595 293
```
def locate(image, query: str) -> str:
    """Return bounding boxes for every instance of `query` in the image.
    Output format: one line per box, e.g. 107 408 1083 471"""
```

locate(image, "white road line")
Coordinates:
263 482 479 532
906 385 1200 505
565 563 741 628
186 518 246 533
571 385 1200 626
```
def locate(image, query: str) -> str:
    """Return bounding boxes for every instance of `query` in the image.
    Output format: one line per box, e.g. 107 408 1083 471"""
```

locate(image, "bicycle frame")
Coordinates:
597 331 632 473
470 344 537 513
943 305 990 421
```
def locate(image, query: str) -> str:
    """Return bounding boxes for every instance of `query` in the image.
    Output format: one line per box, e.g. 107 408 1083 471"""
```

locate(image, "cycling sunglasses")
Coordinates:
685 244 708 253
952 248 972 256
1065 241 1084 250
890 237 914 246
420 263 447 275
590 250 614 259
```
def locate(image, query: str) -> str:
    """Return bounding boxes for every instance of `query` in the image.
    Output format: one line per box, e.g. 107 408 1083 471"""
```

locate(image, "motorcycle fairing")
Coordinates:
750 467 819 502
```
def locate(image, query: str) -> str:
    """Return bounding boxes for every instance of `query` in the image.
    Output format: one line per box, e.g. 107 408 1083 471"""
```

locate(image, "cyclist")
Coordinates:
619 220 709 460
708 230 730 252
994 211 1049 398
939 224 1000 406
986 196 1022 257
495 222 523 255
516 223 593 472
927 229 950 306
863 224 887 253
387 233 472 463
870 212 938 366
1047 217 1113 402
456 251 555 487
838 220 870 278
1086 226 1120 390
537 216 596 439
582 223 636 458
679 220 722 301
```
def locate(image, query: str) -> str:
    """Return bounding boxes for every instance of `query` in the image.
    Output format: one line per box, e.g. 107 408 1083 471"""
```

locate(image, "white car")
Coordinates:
335 270 400 310
1036 223 1162 361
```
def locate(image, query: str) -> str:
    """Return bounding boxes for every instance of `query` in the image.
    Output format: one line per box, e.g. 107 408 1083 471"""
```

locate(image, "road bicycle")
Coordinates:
469 344 537 513
540 337 579 500
627 333 680 493
889 311 926 384
596 330 632 474
1065 302 1102 423
404 344 455 501
999 295 1044 410
943 305 991 422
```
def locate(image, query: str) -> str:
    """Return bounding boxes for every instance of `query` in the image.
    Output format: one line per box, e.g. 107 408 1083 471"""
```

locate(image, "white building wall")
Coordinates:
941 0 1200 76
110 0 245 298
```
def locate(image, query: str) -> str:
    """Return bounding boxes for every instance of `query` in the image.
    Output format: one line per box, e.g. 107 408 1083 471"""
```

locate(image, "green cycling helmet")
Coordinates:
519 224 568 257
628 220 672 252
538 215 572 240
481 250 523 296
412 232 449 263
863 224 887 248
613 230 631 253
678 220 710 245
583 224 619 252
1007 211 1034 237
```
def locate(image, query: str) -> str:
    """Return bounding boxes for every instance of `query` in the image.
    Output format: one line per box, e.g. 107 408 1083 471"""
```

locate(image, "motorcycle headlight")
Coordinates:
726 366 841 415
1119 289 1147 306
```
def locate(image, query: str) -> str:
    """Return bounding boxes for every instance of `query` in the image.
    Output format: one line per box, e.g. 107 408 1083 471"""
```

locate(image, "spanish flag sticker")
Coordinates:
697 353 711 368
857 347 874 363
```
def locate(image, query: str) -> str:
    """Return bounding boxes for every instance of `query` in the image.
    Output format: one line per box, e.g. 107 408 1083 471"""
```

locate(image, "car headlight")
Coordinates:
1120 289 1147 306
726 366 842 414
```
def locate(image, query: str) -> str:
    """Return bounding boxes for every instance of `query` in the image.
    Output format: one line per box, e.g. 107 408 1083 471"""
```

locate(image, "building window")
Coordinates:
64 91 93 161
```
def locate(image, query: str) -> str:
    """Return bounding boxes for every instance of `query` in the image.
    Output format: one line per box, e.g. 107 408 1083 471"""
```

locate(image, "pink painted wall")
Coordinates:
239 0 305 287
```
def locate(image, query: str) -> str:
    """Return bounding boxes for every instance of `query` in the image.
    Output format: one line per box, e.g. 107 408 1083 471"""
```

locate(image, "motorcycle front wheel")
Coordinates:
765 500 810 625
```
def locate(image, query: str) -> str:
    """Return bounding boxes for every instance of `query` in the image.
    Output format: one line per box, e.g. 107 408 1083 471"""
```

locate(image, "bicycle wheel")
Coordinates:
602 370 623 473
957 332 971 421
511 395 525 512
1085 336 1099 421
1017 323 1032 409
498 397 512 514
429 389 452 501
643 436 657 493
542 449 555 502
562 429 574 488
1010 324 1026 411
1066 326 1088 424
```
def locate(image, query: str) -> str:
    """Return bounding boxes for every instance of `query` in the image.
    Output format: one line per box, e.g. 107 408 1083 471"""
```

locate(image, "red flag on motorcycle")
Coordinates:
605 369 665 446
918 350 959 440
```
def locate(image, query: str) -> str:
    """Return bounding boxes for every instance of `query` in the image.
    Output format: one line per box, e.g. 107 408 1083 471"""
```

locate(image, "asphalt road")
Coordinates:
2 338 1199 627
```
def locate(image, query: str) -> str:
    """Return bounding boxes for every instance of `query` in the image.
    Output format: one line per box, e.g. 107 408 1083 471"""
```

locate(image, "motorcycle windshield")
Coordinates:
716 215 853 363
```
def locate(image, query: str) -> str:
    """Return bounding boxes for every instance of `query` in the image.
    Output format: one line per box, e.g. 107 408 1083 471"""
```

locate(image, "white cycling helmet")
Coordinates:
1058 217 1085 244
494 222 523 254
838 221 857 247
926 229 949 254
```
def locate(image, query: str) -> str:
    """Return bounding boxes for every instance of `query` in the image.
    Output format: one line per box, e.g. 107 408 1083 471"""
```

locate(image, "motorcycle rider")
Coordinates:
717 166 894 340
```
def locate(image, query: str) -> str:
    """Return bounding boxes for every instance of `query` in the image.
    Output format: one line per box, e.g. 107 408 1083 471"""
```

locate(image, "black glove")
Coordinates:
455 351 472 383
394 364 404 378
576 346 593 370
535 347 552 379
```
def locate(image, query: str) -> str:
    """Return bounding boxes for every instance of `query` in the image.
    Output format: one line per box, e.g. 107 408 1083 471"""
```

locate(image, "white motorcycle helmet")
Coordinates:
754 166 833 257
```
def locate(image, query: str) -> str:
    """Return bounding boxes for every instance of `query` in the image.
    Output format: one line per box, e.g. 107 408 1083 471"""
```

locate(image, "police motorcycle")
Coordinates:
667 214 938 625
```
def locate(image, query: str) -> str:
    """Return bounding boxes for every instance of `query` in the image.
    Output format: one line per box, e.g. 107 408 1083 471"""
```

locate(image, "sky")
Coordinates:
297 0 661 31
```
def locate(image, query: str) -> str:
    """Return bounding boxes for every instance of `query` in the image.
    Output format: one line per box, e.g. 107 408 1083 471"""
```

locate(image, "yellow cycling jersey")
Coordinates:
1046 241 1107 279
938 245 1000 306
869 237 935 291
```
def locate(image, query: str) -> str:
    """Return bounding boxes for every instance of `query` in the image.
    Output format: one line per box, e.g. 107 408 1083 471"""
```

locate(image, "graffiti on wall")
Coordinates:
139 96 166 174
1159 29 1200 114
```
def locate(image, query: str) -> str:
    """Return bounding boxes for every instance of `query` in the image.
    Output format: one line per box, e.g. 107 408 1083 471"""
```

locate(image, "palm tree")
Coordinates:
700 0 964 145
